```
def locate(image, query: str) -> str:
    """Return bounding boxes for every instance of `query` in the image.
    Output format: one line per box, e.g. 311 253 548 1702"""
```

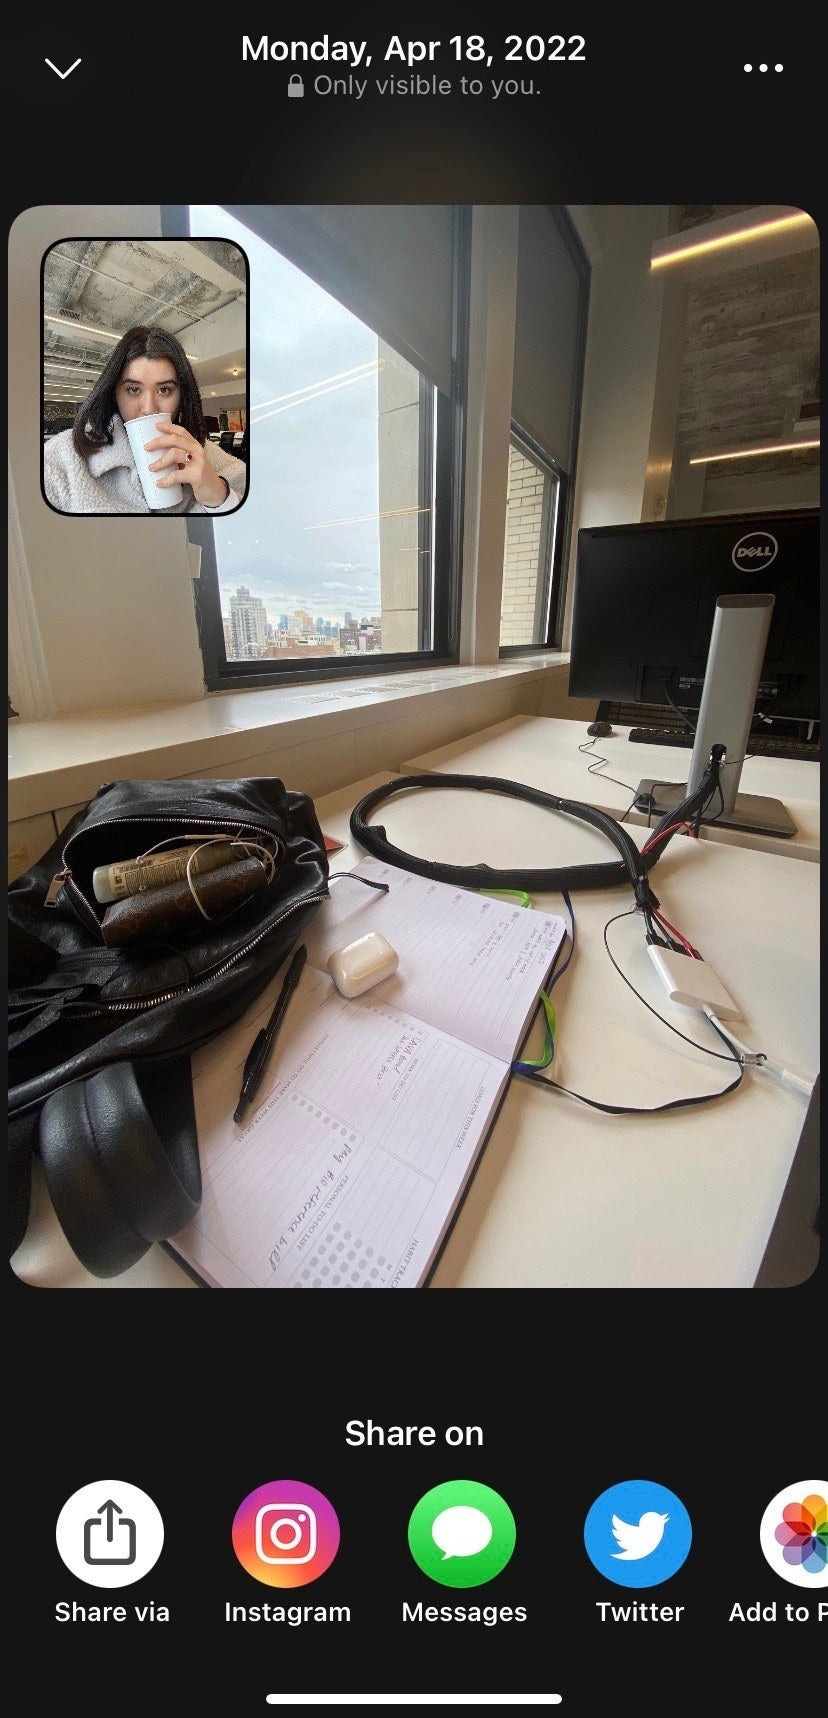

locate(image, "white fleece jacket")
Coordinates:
42 416 248 515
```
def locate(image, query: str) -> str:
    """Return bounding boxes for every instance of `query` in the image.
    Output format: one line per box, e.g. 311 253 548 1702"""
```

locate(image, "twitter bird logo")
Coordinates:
584 1481 692 1588
611 1510 669 1559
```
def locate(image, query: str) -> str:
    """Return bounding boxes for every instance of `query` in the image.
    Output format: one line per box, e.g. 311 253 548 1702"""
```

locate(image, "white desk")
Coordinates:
402 715 820 862
11 772 819 1290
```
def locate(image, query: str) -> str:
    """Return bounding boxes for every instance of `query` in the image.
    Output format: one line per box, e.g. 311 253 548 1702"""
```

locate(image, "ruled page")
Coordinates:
170 963 510 1289
303 858 567 1062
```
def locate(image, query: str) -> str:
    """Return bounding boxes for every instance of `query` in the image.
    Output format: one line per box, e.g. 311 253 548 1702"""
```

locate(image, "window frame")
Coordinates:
162 203 470 692
498 426 568 656
499 204 590 656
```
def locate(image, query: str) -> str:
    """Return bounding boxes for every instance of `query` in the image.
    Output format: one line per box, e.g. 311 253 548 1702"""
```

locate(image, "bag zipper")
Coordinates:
45 869 71 906
45 814 285 910
59 891 328 1018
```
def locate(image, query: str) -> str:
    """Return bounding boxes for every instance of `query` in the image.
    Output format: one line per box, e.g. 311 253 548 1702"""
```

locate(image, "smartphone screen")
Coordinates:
5 5 823 1711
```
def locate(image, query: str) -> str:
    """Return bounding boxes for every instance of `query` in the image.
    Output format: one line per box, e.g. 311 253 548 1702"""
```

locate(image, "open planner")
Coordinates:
166 858 567 1288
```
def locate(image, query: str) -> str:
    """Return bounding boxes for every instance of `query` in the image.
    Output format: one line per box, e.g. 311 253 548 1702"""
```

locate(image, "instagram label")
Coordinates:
233 1479 339 1587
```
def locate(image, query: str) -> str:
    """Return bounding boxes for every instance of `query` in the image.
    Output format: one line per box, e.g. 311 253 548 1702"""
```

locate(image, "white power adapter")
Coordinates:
647 944 742 1020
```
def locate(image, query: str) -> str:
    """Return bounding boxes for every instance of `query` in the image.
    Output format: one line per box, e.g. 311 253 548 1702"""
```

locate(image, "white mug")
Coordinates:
123 411 184 509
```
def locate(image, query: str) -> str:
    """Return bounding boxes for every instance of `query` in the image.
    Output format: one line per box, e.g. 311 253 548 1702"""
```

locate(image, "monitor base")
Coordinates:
634 779 798 839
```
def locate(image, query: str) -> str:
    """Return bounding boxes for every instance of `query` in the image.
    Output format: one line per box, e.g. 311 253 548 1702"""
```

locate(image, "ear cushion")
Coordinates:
8 1108 38 1257
38 1058 202 1279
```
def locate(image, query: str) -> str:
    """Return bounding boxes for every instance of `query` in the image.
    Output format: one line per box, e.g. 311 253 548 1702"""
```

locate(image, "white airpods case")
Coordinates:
326 932 399 998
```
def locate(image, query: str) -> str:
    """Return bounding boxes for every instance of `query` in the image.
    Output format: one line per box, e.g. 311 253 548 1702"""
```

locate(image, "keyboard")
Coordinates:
626 727 820 762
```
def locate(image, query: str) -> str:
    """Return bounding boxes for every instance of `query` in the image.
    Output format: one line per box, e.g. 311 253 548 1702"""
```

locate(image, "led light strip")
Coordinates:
650 211 815 270
689 438 819 465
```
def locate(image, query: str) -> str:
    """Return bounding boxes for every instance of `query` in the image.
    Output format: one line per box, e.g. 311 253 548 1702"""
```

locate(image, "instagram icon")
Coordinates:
232 1480 340 1587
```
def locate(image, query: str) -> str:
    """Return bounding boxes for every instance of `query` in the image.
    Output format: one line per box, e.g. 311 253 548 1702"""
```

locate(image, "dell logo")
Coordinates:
732 531 778 568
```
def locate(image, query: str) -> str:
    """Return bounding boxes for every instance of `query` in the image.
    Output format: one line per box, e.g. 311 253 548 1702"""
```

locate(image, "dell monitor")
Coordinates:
568 508 819 837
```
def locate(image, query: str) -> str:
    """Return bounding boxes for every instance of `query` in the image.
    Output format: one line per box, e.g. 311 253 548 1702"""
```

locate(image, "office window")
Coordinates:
499 436 562 648
167 204 465 689
500 206 589 652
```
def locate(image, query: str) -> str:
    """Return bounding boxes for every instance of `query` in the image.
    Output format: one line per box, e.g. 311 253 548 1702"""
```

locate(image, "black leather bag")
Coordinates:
8 776 330 1279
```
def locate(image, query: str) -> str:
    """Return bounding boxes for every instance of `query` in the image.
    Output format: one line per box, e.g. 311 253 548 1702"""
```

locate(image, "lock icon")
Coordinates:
287 74 304 98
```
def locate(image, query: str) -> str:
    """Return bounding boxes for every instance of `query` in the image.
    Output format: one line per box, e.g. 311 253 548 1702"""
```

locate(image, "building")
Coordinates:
228 586 267 659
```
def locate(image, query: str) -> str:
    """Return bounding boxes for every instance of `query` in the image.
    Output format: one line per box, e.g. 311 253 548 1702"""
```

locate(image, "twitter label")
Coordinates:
584 1480 692 1589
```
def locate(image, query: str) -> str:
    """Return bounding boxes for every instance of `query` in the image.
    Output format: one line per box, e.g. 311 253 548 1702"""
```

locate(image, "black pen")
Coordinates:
233 943 307 1125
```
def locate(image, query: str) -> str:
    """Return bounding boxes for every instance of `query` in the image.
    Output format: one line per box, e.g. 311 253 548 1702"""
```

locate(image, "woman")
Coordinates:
42 325 248 515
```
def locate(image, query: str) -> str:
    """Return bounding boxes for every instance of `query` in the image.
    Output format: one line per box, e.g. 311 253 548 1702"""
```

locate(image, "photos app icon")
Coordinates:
759 1481 828 1588
232 1479 340 1588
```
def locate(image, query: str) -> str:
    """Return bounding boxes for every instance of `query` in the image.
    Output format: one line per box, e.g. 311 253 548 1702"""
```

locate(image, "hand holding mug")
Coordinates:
144 421 229 507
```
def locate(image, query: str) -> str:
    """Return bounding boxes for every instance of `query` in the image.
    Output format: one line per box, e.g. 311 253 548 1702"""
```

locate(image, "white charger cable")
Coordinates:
702 1005 816 1099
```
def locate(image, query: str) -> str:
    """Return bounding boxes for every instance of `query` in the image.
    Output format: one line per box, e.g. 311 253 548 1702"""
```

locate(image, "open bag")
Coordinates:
8 776 330 1279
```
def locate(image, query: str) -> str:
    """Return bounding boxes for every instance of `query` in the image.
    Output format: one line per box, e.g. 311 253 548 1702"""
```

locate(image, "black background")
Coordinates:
5 4 824 1711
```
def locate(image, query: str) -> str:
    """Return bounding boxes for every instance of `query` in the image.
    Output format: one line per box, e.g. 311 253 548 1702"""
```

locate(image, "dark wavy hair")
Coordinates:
72 325 205 457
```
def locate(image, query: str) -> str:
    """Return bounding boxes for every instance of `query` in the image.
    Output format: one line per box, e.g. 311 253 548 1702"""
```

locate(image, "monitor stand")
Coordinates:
635 593 798 839
635 778 797 837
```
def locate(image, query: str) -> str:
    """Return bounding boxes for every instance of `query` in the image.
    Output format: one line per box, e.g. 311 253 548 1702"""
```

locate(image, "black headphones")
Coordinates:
35 1057 202 1279
349 752 726 900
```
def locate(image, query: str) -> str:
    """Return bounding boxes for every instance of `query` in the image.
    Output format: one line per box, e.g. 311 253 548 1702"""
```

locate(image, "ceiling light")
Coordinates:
43 315 196 357
651 209 816 271
689 437 820 465
44 315 120 339
43 362 98 377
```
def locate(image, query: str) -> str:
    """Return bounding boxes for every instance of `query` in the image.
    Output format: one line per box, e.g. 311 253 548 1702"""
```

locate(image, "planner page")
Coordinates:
303 857 567 1062
171 964 510 1289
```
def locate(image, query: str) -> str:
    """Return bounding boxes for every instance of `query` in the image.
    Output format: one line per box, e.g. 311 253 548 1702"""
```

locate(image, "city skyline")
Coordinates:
223 584 383 661
193 205 387 627
218 575 383 631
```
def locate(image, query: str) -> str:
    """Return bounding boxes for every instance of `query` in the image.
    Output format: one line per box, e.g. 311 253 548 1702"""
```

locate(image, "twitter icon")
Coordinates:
584 1481 692 1588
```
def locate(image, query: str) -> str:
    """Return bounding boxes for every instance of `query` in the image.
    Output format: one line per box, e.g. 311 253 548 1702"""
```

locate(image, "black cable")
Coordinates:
600 907 738 1060
349 762 725 898
349 772 742 1115
643 746 725 849
578 738 643 803
512 905 745 1113
515 1054 743 1115
329 872 390 895
559 889 575 977
659 680 696 734
544 888 576 991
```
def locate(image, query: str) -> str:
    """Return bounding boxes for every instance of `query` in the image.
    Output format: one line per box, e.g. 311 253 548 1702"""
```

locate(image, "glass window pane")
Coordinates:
190 205 433 665
499 441 559 647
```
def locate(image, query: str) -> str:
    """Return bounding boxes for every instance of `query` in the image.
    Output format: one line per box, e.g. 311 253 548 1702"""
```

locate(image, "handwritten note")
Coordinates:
167 861 567 1289
172 966 508 1288
304 859 567 1060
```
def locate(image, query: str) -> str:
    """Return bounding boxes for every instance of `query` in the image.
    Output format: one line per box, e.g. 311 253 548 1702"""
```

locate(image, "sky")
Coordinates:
192 204 391 627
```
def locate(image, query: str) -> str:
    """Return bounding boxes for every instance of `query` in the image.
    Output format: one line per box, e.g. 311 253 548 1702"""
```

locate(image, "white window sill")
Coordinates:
9 654 569 822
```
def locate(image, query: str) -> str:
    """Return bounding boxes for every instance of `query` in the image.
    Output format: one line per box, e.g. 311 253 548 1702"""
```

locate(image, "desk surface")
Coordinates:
402 715 820 862
12 771 819 1291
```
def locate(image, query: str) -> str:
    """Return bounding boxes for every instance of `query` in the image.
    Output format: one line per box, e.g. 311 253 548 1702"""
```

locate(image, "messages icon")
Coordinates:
408 1480 516 1587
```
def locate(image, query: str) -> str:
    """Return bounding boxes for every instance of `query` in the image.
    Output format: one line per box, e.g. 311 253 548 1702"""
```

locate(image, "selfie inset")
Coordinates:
41 237 249 515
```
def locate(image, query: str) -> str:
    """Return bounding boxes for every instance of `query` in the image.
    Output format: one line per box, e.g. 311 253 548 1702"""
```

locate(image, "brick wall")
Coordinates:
499 446 544 645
